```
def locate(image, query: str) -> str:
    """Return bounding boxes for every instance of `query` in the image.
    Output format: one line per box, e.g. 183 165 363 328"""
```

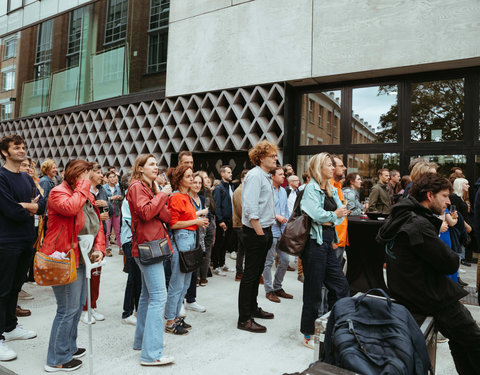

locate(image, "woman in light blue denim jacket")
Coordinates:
299 153 350 349
342 172 363 216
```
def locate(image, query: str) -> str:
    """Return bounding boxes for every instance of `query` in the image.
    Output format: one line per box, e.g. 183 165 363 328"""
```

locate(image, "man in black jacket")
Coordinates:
377 173 480 375
212 165 234 276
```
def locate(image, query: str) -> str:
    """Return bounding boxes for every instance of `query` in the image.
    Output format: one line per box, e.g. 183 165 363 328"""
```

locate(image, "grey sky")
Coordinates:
352 86 397 132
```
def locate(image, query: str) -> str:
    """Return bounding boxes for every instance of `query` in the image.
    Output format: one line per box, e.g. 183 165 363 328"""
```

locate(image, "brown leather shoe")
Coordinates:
275 288 293 299
106 249 113 257
237 319 266 333
235 273 242 281
287 266 295 271
16 305 31 317
253 307 274 319
266 292 281 303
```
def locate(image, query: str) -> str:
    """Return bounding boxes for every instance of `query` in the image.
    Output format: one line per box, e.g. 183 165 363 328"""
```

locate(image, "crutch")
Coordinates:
78 235 107 375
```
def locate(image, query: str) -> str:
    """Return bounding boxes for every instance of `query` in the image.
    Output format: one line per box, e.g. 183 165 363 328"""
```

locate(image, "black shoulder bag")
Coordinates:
174 194 203 273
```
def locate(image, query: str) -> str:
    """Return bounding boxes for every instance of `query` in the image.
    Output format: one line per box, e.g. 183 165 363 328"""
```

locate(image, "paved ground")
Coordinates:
1 248 478 375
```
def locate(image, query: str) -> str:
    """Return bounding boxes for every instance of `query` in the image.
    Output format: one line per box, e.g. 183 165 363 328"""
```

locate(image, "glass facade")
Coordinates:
295 71 479 188
300 91 341 146
410 79 464 142
0 0 169 119
352 85 398 144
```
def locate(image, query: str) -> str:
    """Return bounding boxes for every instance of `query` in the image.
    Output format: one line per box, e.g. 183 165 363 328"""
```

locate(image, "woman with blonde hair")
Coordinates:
409 161 437 183
39 159 58 200
299 152 349 349
126 154 174 366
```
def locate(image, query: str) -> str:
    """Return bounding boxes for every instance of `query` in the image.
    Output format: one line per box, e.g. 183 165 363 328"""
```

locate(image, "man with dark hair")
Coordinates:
178 151 193 169
387 169 401 204
377 173 480 375
212 165 235 276
368 168 391 214
0 135 46 361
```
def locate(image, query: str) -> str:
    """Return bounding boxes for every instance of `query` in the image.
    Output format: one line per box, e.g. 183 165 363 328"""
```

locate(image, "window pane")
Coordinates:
1 103 13 121
352 85 398 144
4 37 17 60
410 78 464 142
410 154 466 178
150 0 169 30
67 8 85 68
2 71 15 91
105 0 128 45
346 153 400 200
300 91 341 146
8 0 23 12
35 20 54 79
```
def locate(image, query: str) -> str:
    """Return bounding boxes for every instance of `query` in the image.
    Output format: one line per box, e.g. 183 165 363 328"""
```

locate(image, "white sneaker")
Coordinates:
222 265 235 272
91 309 105 321
122 315 137 326
81 313 95 324
229 252 237 260
141 355 174 366
179 304 186 318
213 267 227 276
0 340 17 361
185 301 206 313
18 290 34 300
3 325 36 342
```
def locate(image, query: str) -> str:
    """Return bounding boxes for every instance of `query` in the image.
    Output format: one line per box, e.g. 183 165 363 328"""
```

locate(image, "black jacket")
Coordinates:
212 180 233 224
376 196 467 315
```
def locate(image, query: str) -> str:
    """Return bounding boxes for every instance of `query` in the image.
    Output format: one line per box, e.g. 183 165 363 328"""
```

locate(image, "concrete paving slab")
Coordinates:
3 249 478 375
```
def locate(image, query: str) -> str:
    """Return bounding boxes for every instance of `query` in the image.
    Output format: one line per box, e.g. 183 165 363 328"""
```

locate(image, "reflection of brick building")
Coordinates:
300 92 376 176
0 32 19 121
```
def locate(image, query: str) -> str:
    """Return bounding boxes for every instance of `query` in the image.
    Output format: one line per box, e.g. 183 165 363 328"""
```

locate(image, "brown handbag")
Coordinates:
34 220 77 286
278 190 311 256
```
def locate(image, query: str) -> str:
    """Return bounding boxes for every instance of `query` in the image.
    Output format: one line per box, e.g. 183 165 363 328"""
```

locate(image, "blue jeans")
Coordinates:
165 229 196 320
47 265 86 366
134 258 167 362
262 237 290 293
300 229 350 335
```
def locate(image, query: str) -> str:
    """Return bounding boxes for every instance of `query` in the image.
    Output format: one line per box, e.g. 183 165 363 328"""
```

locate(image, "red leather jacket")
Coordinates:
126 179 172 257
40 179 106 265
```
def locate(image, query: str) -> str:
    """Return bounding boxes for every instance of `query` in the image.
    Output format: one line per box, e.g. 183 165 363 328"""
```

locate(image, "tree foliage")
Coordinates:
375 80 464 143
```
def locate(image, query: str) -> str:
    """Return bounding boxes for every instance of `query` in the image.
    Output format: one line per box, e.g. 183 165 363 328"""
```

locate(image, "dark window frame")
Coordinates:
285 67 480 183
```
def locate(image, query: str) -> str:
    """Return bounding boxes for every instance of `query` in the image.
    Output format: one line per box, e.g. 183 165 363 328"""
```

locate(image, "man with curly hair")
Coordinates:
237 140 277 333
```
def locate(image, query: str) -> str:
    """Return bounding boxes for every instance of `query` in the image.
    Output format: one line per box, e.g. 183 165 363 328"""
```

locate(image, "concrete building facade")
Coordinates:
0 0 479 183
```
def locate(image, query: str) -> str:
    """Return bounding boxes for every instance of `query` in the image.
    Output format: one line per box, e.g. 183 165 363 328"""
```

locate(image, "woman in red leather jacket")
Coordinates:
42 159 105 372
126 154 174 366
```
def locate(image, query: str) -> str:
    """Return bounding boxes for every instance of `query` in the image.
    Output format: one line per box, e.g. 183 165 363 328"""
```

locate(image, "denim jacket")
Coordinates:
300 180 344 245
103 183 123 216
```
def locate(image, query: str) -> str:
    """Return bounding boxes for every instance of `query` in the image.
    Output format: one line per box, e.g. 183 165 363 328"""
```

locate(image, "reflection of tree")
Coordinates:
376 80 464 142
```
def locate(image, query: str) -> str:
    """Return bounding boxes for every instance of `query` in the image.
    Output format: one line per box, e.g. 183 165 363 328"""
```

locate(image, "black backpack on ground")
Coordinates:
322 289 431 375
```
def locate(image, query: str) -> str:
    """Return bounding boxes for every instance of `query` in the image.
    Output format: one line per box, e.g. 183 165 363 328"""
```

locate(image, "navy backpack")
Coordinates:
323 289 431 375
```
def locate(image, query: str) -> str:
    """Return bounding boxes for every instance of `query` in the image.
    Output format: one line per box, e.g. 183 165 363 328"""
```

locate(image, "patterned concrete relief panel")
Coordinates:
0 84 285 172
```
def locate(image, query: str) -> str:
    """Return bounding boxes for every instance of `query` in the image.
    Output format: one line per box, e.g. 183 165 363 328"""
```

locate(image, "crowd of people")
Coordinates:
1 134 480 373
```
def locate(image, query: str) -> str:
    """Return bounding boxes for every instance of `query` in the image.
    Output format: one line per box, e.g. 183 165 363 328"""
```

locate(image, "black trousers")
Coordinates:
0 241 32 339
434 300 480 375
121 242 141 319
234 227 246 274
238 226 272 323
211 221 233 269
